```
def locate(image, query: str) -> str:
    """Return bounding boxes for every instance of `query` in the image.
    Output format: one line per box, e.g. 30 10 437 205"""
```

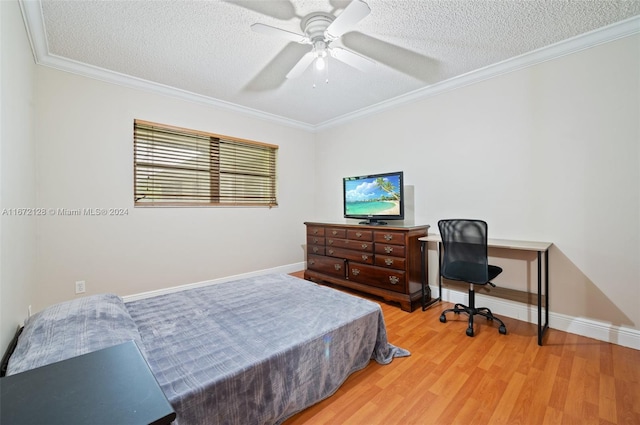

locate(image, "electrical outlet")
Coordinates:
75 280 86 294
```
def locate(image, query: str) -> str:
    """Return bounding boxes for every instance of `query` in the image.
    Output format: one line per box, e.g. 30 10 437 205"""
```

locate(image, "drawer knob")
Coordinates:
362 254 369 261
361 243 368 249
328 239 333 245
313 229 319 234
356 232 362 238
385 258 394 265
384 246 393 253
313 238 319 244
352 268 360 276
312 247 319 253
328 249 334 255
384 234 393 241
332 230 338 235
309 260 315 265
334 263 342 271
389 276 399 285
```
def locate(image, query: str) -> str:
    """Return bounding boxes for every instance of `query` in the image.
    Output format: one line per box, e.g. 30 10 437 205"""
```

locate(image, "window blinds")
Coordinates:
134 120 278 206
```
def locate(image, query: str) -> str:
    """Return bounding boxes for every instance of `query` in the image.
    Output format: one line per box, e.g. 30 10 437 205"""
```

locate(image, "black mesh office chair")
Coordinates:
438 219 507 337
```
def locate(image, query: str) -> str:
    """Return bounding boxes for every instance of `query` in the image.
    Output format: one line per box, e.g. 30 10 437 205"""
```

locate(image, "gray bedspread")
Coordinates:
125 274 409 425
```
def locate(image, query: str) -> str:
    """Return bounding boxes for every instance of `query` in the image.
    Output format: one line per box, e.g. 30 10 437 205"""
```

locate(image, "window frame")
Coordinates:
133 119 278 207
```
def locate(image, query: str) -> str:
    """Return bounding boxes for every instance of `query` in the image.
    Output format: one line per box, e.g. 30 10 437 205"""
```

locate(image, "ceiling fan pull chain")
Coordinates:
325 59 330 85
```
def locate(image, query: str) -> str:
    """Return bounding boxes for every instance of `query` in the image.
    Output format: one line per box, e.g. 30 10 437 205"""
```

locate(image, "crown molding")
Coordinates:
315 14 640 131
19 1 640 133
18 0 316 132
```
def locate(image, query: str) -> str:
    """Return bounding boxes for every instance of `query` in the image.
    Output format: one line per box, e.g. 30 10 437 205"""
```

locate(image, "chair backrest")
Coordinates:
438 219 489 284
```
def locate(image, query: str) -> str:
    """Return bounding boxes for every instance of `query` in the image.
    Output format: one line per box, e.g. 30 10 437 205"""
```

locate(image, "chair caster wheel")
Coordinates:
466 328 474 337
499 325 507 335
439 314 447 323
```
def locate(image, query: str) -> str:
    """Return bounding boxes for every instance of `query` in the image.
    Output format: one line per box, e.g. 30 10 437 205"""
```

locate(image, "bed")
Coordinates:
5 273 409 424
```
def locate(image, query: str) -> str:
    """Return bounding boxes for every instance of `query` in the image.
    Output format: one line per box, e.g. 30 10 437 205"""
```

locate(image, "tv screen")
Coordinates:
343 171 404 225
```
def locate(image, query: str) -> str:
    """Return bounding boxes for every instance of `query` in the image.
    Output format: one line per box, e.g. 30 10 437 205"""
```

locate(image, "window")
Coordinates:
134 120 278 207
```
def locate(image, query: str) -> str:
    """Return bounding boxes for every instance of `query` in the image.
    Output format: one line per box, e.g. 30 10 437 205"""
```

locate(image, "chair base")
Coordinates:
440 302 507 337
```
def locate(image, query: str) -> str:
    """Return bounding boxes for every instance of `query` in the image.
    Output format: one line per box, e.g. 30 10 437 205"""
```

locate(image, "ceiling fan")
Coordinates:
251 0 376 79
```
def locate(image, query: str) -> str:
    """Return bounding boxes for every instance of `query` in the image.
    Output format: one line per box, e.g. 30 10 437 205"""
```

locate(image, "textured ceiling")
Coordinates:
22 0 640 129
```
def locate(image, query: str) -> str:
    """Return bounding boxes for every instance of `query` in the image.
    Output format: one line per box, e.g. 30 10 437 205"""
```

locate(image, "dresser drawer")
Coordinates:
307 254 346 278
307 226 325 237
375 243 406 257
326 238 373 252
308 245 325 255
374 231 406 245
346 229 373 241
347 263 406 293
326 228 347 238
307 235 325 246
375 255 406 270
326 247 374 265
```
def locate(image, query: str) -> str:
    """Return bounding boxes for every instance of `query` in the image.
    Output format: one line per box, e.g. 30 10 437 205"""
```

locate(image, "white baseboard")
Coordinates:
433 285 640 350
122 262 305 303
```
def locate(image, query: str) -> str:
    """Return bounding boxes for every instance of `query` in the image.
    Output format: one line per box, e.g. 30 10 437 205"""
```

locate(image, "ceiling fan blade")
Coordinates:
244 43 311 91
223 0 296 20
325 0 371 39
341 32 440 83
286 52 316 78
251 23 310 44
330 47 376 73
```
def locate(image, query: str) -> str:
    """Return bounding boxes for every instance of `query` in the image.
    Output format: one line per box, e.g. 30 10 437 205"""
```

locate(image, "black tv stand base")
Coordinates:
359 220 387 225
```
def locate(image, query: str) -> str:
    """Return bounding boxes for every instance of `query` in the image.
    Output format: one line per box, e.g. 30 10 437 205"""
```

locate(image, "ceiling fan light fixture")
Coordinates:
252 0 374 81
313 40 328 71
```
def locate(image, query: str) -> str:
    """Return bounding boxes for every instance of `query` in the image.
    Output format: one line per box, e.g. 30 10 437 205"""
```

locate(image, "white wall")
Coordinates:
315 35 640 334
0 0 38 351
32 67 316 311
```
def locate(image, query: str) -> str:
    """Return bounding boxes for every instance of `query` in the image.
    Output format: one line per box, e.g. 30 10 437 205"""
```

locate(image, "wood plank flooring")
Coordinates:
285 272 640 425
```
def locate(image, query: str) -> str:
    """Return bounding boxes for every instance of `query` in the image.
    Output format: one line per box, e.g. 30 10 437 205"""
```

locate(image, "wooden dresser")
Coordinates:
304 221 429 312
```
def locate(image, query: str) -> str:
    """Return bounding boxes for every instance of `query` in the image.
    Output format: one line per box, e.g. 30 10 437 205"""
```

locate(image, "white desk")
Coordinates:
419 234 552 345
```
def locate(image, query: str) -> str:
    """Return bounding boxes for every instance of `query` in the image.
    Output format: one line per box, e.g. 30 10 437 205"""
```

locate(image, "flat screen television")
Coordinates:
343 171 404 225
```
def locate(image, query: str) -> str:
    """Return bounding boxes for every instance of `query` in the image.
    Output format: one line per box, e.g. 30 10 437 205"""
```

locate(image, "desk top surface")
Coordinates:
419 234 552 251
0 340 176 425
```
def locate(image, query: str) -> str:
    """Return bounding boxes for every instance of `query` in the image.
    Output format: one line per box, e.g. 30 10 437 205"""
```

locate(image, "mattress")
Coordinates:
6 273 409 425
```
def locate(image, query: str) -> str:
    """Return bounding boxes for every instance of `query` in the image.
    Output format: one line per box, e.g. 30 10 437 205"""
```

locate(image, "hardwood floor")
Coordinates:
286 271 640 425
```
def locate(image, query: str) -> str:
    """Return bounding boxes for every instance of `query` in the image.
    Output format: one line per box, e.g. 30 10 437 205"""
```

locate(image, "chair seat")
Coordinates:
442 261 502 285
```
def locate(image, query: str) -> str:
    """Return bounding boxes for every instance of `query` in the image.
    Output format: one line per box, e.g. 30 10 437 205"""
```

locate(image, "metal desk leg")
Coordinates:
438 242 442 303
545 249 549 333
421 240 441 310
421 241 428 309
537 250 542 345
537 249 550 346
